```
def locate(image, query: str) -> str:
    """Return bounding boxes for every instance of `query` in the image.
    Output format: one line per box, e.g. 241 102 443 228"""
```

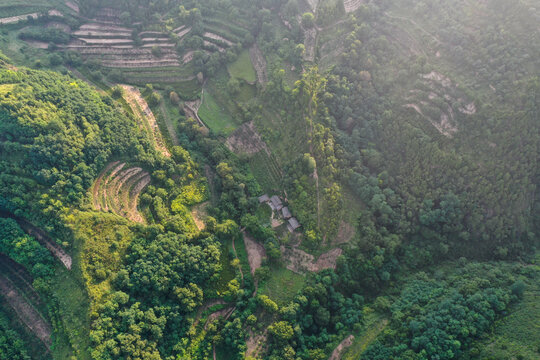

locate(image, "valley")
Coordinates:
0 0 538 359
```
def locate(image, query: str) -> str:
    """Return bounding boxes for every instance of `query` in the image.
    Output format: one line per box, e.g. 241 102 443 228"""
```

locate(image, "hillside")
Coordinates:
0 0 539 360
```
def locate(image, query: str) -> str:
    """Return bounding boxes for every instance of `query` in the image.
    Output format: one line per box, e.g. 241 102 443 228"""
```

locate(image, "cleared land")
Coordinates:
242 232 266 276
198 91 237 135
280 246 343 273
227 50 256 84
259 266 305 306
121 85 171 157
92 162 151 223
225 121 269 155
249 43 268 85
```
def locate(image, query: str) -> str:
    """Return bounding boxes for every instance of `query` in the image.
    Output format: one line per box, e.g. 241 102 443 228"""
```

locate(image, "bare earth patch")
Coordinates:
65 1 79 13
343 0 365 13
249 43 268 85
121 85 171 157
303 27 317 62
243 232 267 275
24 40 49 49
246 330 268 359
93 162 151 223
191 201 209 230
280 246 343 273
330 334 355 360
225 121 269 155
0 274 52 349
333 220 355 245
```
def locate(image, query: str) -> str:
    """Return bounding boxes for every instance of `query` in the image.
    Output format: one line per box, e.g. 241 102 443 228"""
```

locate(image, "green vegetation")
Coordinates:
0 308 31 360
198 90 238 135
258 266 305 306
0 0 539 359
228 50 256 84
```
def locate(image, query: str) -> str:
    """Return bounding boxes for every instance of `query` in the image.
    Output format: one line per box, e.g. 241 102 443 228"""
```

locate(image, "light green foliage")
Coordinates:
227 50 256 84
198 91 237 135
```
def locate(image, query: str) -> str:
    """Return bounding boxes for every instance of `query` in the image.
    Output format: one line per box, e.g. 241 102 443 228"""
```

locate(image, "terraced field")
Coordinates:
0 254 52 351
92 161 151 223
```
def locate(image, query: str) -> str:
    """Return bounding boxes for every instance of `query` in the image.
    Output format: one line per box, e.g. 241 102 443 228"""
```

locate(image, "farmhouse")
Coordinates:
287 217 301 232
281 206 292 219
258 194 302 232
270 195 283 211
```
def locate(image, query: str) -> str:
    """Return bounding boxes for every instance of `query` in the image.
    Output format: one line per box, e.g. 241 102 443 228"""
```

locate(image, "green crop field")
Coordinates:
228 50 256 84
198 91 238 135
259 266 305 306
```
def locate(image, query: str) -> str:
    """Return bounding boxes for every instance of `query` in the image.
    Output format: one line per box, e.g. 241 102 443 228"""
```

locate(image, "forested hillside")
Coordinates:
0 0 538 359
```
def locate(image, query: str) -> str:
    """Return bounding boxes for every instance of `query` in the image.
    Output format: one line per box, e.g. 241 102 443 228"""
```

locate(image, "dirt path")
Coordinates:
314 168 320 228
0 274 52 349
121 85 171 157
184 88 207 129
330 334 355 360
249 44 268 85
345 318 389 358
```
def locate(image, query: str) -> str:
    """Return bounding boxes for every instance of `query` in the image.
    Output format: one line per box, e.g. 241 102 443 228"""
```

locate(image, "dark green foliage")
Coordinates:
0 310 30 360
18 28 70 44
265 271 364 359
0 218 54 279
0 63 156 230
362 263 527 359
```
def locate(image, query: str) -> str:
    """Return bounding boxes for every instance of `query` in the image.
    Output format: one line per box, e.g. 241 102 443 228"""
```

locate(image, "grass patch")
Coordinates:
474 261 540 359
342 310 388 360
198 90 237 135
49 266 92 360
228 50 256 84
259 265 305 306
212 242 236 296
255 203 272 225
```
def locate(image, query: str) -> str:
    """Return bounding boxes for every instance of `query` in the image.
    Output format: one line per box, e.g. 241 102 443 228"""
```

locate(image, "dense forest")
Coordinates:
0 0 538 359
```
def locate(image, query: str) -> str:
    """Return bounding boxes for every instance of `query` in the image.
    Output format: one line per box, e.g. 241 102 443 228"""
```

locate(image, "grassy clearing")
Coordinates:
475 260 540 359
342 310 388 360
198 90 237 135
255 203 272 225
259 266 305 306
212 242 236 296
49 266 92 360
230 234 253 286
228 50 256 83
